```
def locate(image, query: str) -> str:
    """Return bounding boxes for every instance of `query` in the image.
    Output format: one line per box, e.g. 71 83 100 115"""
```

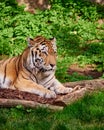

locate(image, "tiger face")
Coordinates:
27 36 57 75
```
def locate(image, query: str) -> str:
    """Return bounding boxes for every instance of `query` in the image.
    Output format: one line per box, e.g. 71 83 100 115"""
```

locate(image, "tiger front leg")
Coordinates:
14 79 56 99
50 79 73 94
31 84 57 98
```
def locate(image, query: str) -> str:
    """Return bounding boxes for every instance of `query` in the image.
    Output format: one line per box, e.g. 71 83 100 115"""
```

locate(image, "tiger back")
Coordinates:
0 36 72 98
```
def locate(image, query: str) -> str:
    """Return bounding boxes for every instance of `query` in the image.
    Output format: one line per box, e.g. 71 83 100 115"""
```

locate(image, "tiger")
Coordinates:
0 36 73 98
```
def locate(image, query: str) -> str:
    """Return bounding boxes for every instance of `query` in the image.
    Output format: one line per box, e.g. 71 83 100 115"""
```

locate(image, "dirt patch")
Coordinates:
98 19 104 25
68 64 103 78
16 0 51 13
89 0 104 5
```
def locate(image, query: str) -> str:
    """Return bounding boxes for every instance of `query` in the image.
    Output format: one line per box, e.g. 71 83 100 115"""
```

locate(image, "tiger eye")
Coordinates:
42 43 45 45
35 59 38 62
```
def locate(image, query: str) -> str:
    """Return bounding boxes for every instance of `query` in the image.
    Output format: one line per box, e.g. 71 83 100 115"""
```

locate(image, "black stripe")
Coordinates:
41 47 45 50
17 55 21 71
3 63 7 84
22 69 33 81
22 69 29 76
43 76 54 87
14 85 18 89
31 50 36 66
44 51 48 55
15 58 18 77
35 51 37 58
15 56 21 76
21 73 30 80
10 57 18 77
31 51 41 69
23 62 38 83
29 75 37 82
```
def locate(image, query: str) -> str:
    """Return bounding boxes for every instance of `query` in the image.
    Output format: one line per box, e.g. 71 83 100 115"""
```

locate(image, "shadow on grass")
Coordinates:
52 24 82 56
54 123 68 130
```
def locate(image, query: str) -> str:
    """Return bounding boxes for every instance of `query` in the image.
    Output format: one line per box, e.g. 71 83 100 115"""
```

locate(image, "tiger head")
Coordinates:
26 36 57 76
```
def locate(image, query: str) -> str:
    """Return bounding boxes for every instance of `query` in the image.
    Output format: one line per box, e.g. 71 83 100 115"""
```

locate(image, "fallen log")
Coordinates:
0 98 63 110
64 79 104 89
60 79 104 105
0 79 104 110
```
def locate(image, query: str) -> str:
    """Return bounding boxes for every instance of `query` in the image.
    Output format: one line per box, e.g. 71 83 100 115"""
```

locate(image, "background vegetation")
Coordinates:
0 0 104 129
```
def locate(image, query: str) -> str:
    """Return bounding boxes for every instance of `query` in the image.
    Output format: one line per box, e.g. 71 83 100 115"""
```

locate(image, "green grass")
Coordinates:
0 91 104 130
0 0 104 129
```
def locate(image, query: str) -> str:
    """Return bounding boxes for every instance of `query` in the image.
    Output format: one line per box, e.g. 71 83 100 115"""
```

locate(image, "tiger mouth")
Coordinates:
40 68 55 72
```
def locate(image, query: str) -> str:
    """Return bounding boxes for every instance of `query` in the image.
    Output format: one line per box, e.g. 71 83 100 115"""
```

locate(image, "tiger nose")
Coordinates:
50 64 55 67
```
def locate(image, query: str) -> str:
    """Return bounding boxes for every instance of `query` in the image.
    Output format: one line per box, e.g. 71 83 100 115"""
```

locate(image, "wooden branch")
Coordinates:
0 98 63 110
63 79 104 90
55 88 87 105
0 79 104 110
61 79 104 105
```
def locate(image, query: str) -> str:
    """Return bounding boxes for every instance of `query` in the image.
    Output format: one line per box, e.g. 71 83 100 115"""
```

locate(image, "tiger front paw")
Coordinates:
45 91 56 98
40 90 56 99
55 86 73 94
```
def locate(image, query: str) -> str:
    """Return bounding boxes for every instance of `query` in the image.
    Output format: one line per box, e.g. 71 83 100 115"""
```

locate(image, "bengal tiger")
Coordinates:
0 36 73 98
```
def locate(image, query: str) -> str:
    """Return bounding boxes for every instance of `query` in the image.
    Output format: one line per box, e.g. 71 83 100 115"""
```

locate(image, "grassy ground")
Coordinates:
0 91 104 130
0 0 104 129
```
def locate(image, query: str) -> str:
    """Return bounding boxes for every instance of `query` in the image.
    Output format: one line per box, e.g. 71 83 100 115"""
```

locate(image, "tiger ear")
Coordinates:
50 37 57 52
50 37 56 45
27 37 35 47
